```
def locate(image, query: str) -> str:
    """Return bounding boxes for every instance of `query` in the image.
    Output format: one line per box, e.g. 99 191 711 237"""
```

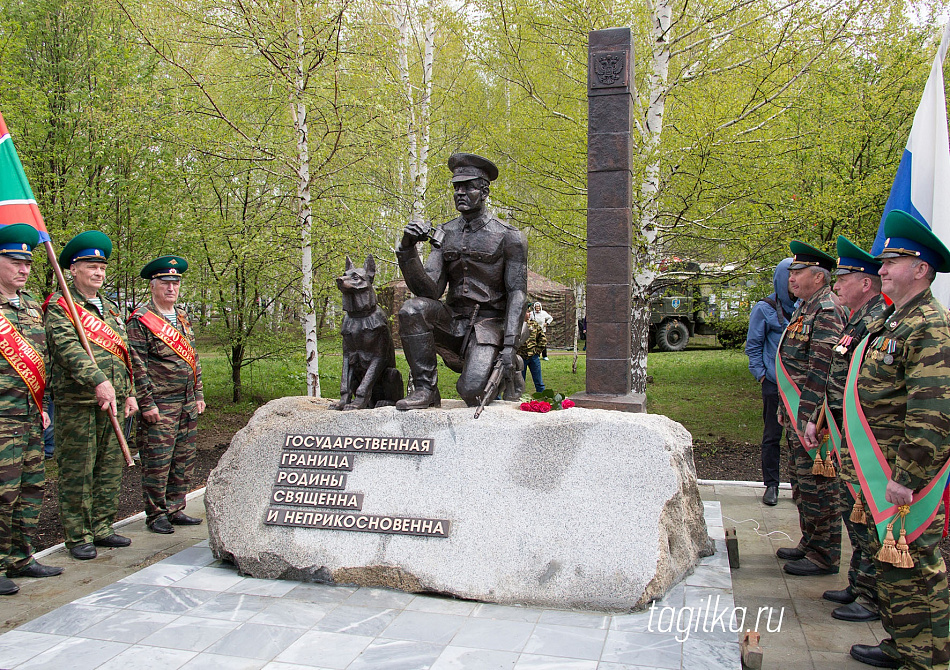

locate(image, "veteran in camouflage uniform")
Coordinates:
774 241 848 576
803 237 886 622
0 225 62 596
848 211 950 670
127 256 205 535
518 309 546 393
45 231 138 561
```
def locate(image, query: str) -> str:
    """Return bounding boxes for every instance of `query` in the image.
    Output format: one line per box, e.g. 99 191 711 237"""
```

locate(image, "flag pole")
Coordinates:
43 240 135 467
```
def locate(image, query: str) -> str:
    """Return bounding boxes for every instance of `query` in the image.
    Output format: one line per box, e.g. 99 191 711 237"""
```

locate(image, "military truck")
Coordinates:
648 260 749 351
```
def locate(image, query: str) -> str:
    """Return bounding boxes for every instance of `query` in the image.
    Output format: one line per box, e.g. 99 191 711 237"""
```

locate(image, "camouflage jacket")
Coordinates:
127 300 203 412
826 295 887 484
44 283 134 406
855 287 950 491
518 319 547 359
0 291 48 417
778 284 847 432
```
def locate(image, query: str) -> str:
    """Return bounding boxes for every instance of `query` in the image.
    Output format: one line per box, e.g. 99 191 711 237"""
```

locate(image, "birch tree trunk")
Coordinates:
398 0 435 227
631 0 671 395
294 0 320 397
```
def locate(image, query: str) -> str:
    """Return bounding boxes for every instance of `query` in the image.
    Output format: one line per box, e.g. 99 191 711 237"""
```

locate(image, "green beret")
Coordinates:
140 255 188 280
0 224 40 260
60 230 112 267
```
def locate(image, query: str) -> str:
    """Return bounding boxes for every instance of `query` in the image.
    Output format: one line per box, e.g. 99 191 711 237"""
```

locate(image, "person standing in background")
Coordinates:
745 258 795 506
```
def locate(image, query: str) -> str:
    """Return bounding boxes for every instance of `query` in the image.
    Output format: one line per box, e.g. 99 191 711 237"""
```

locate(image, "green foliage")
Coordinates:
201 345 760 443
714 315 750 350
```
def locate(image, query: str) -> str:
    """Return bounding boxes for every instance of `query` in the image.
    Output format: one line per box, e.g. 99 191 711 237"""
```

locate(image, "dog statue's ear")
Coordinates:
345 256 354 271
364 254 376 279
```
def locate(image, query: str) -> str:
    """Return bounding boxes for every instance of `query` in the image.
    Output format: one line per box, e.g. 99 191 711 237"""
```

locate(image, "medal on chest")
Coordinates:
834 334 853 356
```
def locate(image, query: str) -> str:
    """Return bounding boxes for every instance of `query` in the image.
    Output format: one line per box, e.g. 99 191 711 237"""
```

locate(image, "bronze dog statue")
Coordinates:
332 255 404 410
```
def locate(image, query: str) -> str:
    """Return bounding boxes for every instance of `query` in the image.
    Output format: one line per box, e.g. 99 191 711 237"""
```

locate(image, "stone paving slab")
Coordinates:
0 483 891 669
0 499 738 669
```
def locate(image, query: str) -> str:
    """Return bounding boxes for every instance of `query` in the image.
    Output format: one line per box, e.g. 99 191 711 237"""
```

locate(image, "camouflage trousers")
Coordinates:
840 482 878 610
869 497 950 670
0 416 44 569
787 432 841 569
55 403 126 548
136 398 197 523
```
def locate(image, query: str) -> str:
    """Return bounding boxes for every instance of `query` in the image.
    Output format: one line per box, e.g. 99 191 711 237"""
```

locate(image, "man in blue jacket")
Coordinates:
745 258 796 506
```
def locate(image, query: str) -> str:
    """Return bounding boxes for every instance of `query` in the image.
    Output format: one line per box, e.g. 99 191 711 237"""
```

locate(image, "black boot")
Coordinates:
396 333 441 410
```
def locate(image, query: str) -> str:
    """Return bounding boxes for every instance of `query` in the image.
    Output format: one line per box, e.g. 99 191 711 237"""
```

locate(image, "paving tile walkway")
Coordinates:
0 483 890 669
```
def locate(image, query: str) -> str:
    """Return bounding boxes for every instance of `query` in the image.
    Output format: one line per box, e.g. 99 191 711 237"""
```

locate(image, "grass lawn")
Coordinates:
199 341 762 444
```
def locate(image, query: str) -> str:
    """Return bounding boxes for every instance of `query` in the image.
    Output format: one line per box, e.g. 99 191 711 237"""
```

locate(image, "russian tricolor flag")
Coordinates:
871 23 950 307
0 111 51 243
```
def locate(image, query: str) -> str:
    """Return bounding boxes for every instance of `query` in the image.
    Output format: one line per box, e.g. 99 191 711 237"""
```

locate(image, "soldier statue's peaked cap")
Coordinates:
59 230 112 267
0 223 39 260
448 153 499 183
835 236 880 276
788 240 836 272
877 210 950 273
141 255 188 281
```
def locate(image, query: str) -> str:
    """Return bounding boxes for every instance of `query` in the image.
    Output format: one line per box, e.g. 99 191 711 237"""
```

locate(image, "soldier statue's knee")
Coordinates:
398 298 429 333
456 377 483 406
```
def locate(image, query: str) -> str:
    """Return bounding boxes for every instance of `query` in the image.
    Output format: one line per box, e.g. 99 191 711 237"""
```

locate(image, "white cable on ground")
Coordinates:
723 515 793 542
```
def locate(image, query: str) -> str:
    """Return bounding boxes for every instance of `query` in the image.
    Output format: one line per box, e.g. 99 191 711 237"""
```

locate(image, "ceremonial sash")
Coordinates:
843 334 950 543
823 398 841 467
136 309 199 383
56 297 133 374
775 332 818 459
0 311 46 413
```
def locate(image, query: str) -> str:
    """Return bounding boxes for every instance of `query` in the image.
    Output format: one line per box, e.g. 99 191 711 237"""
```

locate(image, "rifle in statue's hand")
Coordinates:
474 357 506 419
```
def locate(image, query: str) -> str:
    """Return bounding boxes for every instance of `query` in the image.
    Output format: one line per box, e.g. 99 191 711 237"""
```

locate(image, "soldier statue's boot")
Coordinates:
396 333 441 410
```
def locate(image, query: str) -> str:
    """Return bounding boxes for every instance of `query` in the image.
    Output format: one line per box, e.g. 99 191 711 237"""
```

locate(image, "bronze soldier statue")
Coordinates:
395 153 527 409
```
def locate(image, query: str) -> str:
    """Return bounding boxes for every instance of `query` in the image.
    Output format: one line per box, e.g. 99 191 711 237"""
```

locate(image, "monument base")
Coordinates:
206 398 711 611
570 391 646 413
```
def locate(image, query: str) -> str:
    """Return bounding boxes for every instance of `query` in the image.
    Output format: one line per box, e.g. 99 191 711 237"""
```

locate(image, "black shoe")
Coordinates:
0 576 18 595
168 511 202 526
148 517 175 534
69 543 97 560
6 560 64 579
833 602 880 622
93 534 131 548
776 546 806 560
783 558 837 576
823 586 856 604
762 485 778 506
850 643 900 668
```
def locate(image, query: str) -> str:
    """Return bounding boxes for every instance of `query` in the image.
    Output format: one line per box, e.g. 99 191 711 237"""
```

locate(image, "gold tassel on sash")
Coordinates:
875 518 901 565
850 495 867 524
821 447 837 478
895 505 915 569
812 453 825 476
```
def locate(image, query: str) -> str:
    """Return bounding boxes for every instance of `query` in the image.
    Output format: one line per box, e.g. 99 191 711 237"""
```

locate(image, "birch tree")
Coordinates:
122 0 356 397
474 0 881 393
